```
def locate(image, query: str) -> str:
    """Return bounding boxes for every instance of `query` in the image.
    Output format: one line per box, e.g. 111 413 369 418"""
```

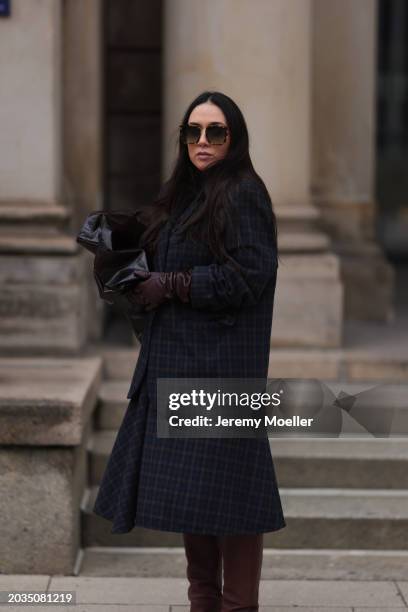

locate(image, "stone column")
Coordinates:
312 0 394 321
0 0 61 201
62 0 105 341
0 0 102 353
63 0 104 229
163 0 343 347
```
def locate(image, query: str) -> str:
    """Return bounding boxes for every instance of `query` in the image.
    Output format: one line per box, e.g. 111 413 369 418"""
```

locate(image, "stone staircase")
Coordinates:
78 316 408 577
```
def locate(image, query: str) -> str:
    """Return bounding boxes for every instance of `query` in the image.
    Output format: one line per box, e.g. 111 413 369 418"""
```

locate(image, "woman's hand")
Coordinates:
127 270 192 311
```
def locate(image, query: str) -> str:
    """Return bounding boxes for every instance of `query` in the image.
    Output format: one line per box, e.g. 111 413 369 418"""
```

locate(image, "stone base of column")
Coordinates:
272 252 343 348
315 198 395 322
338 242 395 322
272 203 344 348
0 201 103 354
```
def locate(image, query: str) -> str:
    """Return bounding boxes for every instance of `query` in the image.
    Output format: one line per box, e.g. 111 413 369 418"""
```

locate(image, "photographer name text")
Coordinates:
168 415 314 428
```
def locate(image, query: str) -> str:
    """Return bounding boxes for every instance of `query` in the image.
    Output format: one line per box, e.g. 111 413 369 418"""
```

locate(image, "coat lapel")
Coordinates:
155 191 204 271
172 190 204 229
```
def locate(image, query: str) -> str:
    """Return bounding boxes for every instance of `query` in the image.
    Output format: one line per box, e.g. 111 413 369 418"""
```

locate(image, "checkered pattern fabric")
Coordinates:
93 376 286 534
93 178 287 534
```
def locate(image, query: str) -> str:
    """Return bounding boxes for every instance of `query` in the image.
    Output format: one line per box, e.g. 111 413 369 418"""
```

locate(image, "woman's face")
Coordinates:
186 102 230 171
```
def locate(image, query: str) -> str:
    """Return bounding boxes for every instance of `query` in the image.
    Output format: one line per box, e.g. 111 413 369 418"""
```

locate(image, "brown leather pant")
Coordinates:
183 533 263 612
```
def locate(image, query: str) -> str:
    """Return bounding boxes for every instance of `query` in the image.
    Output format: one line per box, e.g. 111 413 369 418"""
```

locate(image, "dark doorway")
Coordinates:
376 0 408 262
102 0 163 344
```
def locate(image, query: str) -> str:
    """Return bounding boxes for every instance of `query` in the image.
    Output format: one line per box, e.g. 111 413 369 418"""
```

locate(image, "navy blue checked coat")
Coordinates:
93 177 287 535
127 177 279 397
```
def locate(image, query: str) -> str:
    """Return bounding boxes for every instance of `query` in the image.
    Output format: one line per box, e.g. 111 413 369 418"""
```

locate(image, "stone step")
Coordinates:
88 430 408 489
0 356 102 445
91 344 408 383
270 437 408 490
79 546 408 580
82 486 408 550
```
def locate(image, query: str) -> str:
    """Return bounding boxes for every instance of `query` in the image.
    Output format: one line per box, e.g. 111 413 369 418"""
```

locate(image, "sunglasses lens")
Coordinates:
181 125 200 144
206 126 227 144
181 124 228 145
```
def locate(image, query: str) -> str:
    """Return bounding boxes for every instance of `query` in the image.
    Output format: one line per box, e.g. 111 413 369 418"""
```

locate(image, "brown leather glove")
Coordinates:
126 269 193 311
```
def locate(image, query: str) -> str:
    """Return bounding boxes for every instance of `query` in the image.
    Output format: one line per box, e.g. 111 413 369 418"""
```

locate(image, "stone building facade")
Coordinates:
0 0 396 355
0 0 404 575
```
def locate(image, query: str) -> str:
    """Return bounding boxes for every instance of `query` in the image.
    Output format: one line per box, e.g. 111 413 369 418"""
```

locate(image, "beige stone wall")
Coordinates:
0 0 62 201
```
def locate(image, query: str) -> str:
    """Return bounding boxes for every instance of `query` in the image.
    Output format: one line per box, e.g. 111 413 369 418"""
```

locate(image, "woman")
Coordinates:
93 90 286 611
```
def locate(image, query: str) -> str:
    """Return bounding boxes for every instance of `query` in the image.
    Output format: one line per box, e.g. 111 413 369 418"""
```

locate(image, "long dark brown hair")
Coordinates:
137 91 279 268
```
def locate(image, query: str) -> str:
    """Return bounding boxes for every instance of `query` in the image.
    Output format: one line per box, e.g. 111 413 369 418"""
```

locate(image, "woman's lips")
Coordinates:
197 152 212 159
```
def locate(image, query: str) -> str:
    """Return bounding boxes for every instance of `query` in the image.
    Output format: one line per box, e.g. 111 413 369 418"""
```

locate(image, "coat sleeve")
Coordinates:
189 181 278 311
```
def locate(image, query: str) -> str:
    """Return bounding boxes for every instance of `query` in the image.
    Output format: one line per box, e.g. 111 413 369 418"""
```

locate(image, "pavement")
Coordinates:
0 576 407 610
1 562 408 611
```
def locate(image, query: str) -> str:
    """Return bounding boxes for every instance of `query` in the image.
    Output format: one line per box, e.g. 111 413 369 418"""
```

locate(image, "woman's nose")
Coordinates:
198 128 209 145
